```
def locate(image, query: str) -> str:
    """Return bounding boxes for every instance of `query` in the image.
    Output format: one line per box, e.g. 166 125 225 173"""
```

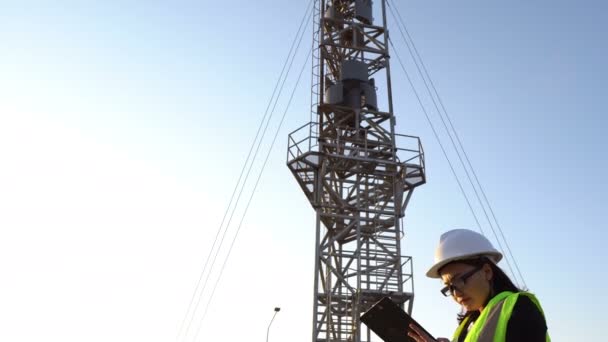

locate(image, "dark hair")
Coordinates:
440 257 522 324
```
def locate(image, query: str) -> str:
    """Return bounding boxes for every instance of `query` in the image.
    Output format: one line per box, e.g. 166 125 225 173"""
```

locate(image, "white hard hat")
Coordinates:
426 229 503 278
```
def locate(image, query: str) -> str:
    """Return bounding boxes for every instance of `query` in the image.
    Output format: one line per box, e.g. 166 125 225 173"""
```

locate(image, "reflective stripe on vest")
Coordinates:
451 291 550 342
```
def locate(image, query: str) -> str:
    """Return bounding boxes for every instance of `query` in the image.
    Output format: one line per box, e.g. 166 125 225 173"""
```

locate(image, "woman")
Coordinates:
407 229 550 342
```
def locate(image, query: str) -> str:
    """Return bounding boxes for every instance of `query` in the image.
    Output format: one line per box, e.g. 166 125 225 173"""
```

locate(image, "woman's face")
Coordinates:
439 262 493 312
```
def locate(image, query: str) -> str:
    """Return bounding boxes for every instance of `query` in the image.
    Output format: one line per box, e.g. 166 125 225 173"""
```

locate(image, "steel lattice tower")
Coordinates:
287 1 425 341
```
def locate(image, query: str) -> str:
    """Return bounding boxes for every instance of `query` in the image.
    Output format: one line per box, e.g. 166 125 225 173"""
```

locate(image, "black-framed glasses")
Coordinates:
440 265 483 297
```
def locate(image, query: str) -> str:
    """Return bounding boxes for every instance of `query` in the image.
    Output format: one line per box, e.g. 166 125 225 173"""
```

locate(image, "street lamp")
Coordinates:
266 307 281 342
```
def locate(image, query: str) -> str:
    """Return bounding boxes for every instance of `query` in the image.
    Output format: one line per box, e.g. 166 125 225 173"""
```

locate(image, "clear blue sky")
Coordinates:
0 1 606 341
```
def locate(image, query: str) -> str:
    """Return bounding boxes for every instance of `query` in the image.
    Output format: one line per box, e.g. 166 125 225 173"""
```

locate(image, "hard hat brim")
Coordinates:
425 251 503 279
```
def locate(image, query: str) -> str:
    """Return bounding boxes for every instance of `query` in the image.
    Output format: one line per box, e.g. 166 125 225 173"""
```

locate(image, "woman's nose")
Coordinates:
452 286 465 297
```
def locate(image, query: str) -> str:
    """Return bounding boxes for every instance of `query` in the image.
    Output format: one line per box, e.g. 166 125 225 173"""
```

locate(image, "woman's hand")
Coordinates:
407 323 450 342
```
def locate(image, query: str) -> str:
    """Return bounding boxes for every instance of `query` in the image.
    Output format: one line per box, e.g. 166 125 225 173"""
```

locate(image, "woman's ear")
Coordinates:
483 263 493 281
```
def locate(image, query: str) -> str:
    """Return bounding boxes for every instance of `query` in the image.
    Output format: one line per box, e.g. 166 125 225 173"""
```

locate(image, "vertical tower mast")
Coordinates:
287 1 426 341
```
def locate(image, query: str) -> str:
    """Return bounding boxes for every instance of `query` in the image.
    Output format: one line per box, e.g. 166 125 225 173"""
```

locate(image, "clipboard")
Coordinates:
360 297 435 342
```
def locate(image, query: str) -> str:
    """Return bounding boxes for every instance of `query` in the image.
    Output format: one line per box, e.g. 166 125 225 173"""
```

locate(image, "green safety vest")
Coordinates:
452 291 550 342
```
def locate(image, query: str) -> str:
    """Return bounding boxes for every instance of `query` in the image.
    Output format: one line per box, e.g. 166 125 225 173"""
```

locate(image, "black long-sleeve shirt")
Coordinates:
505 295 547 341
458 295 547 342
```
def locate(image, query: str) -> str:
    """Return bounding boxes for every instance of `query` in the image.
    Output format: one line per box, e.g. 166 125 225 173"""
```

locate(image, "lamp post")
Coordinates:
266 307 281 342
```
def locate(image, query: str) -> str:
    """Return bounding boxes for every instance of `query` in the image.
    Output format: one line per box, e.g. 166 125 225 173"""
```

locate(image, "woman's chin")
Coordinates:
461 299 478 312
